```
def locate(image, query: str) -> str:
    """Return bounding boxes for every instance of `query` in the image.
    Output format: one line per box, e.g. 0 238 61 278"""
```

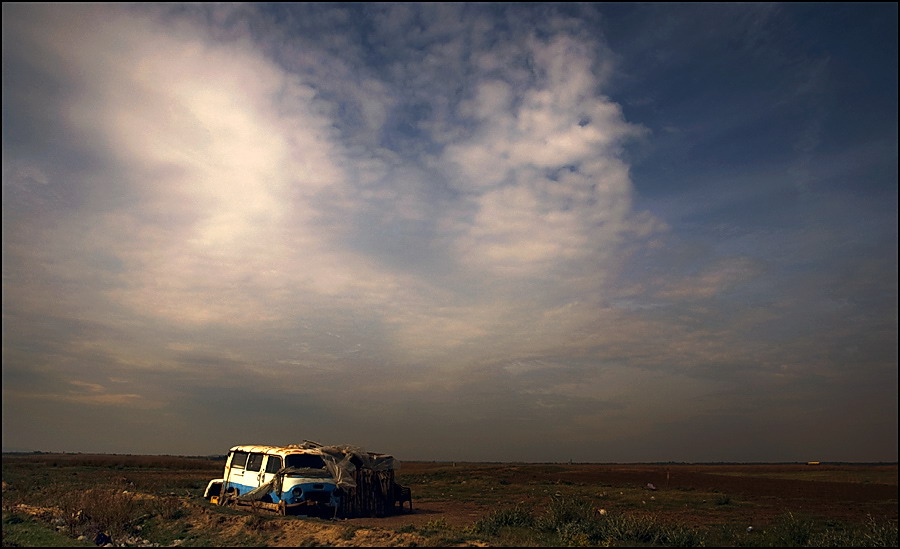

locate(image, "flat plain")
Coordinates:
2 453 897 546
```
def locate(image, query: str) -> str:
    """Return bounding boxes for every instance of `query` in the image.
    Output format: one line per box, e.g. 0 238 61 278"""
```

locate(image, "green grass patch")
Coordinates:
461 497 898 547
1 511 94 547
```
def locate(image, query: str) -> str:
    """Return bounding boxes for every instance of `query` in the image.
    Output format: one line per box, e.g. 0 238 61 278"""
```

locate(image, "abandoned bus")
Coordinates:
204 444 340 514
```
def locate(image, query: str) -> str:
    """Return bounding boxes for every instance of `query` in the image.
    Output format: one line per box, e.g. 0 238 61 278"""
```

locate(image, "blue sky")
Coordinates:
2 3 896 462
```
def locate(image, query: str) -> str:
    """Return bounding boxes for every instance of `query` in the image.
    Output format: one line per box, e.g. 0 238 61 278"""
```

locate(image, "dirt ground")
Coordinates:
257 462 898 546
349 462 898 531
5 461 896 547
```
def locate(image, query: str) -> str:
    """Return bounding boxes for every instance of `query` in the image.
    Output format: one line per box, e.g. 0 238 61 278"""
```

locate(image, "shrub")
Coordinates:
151 495 183 520
56 488 140 539
771 512 814 547
858 515 900 547
472 505 535 535
537 495 596 532
809 515 900 547
657 522 706 547
536 496 604 545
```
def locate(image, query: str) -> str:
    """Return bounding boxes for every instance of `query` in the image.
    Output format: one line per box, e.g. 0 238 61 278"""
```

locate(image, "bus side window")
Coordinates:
265 456 283 474
230 451 249 469
246 453 264 472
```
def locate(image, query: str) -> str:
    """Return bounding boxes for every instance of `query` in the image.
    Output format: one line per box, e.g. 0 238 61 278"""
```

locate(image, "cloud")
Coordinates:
6 5 389 327
17 390 162 409
656 257 763 300
5 3 893 461
1 4 661 443
439 35 649 278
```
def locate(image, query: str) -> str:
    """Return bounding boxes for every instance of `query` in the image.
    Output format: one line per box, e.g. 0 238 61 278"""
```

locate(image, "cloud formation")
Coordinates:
3 3 896 462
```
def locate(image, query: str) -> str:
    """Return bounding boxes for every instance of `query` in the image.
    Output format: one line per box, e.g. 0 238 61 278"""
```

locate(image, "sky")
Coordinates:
2 3 897 463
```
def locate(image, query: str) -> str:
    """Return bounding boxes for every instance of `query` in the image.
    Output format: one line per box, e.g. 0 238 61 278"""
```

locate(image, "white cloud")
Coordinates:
2 3 671 456
7 6 404 328
2 4 664 361
441 35 648 277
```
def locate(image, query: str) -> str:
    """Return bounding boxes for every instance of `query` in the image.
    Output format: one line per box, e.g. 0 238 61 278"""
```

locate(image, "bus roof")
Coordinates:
228 444 394 460
228 444 322 457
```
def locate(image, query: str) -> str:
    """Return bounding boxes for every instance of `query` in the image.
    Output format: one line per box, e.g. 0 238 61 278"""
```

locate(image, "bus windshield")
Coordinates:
285 453 327 469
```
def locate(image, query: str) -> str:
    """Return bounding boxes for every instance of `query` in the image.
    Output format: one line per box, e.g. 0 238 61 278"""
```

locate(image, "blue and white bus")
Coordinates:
204 444 340 515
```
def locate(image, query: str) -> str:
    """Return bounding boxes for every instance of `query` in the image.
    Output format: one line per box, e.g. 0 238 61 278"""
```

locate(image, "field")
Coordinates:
2 453 896 547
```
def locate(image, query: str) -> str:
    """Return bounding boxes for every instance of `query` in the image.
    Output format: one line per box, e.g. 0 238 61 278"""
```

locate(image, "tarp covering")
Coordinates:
291 441 397 490
236 441 397 501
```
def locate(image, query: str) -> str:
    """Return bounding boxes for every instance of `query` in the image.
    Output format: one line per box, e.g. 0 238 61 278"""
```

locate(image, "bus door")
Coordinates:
225 450 249 493
245 452 265 492
260 454 284 501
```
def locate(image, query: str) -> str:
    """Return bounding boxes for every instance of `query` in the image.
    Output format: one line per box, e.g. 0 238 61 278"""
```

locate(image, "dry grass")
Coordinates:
2 454 896 547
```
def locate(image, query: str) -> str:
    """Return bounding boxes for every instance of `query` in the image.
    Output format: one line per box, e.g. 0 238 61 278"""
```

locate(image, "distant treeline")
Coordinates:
1 452 225 469
3 453 895 468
